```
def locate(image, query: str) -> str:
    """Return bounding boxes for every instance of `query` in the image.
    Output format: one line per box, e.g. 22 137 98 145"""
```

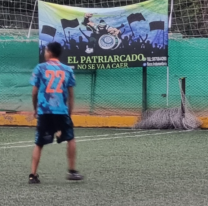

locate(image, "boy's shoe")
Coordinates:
28 174 40 184
67 170 83 181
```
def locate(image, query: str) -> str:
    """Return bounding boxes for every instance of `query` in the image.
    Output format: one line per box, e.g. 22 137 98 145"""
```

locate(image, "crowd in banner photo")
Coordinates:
38 0 168 69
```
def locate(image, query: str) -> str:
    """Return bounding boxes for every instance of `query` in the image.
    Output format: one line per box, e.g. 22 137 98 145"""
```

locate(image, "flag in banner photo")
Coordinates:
61 19 79 29
127 13 146 24
61 19 79 43
149 21 165 31
41 25 56 37
127 13 145 36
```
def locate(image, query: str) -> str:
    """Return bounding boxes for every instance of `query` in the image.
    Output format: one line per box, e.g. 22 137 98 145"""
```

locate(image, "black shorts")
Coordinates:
35 114 74 146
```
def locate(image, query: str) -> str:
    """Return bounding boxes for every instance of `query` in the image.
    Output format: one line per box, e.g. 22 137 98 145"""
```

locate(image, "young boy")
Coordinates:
29 42 83 184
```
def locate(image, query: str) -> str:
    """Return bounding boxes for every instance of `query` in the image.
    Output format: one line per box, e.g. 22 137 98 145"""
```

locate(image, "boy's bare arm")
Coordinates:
32 86 38 117
68 87 74 116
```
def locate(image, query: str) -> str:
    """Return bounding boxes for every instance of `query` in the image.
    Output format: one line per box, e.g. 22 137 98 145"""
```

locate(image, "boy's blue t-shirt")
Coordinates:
30 59 75 115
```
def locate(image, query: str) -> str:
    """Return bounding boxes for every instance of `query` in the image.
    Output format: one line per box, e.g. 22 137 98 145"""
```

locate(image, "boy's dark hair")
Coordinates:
47 42 62 58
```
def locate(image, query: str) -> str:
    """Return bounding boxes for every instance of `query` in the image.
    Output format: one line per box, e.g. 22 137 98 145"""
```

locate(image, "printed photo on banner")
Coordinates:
38 0 168 69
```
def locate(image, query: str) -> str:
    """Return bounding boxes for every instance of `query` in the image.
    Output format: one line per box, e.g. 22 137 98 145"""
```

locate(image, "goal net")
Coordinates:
0 0 207 37
134 78 202 130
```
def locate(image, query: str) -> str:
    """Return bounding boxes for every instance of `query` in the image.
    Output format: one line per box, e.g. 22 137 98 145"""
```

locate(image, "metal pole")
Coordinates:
90 70 97 114
180 77 186 117
169 0 174 29
142 67 147 112
27 0 38 38
166 66 169 107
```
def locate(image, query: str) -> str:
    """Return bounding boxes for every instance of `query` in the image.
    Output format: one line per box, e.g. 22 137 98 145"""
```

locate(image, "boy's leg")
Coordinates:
67 139 76 171
55 115 83 180
31 145 43 175
66 139 83 180
29 145 42 184
29 114 54 184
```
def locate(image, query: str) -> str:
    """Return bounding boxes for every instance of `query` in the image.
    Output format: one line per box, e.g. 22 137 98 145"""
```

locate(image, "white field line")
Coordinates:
78 128 140 131
0 130 191 150
0 130 156 146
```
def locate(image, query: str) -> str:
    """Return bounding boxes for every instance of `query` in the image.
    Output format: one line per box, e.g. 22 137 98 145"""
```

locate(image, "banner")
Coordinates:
38 0 168 70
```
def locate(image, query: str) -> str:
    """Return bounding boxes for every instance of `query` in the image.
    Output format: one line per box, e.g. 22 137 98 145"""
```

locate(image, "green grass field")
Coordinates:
0 127 208 206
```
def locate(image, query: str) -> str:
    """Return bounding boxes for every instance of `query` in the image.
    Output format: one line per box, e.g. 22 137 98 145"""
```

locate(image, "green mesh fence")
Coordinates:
0 37 208 116
147 39 208 117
